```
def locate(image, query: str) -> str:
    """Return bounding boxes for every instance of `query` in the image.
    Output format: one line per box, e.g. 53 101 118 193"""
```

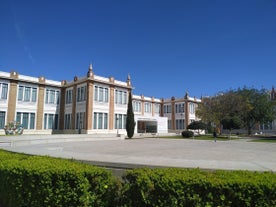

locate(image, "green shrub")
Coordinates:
181 130 194 138
0 150 120 207
120 168 276 207
1 150 276 207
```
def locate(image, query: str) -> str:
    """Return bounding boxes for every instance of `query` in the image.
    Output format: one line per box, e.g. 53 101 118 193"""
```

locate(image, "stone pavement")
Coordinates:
0 135 275 172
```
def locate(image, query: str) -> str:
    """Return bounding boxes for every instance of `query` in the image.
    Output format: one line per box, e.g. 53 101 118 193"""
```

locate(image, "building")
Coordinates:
161 92 202 133
0 65 168 135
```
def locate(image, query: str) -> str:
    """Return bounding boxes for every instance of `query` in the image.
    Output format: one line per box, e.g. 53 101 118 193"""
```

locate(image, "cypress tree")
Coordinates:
126 91 135 138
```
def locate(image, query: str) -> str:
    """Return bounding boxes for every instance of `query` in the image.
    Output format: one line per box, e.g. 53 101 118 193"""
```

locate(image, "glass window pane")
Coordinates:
1 84 8 99
44 114 47 129
98 113 103 129
45 89 49 103
54 114 58 129
99 87 103 102
30 113 35 129
22 113 29 129
104 113 108 129
24 87 31 101
94 86 98 101
18 86 23 101
16 112 21 123
49 90 55 104
32 88 37 102
104 88 108 102
0 111 5 128
119 114 122 129
93 112 97 129
48 114 53 129
56 91 60 104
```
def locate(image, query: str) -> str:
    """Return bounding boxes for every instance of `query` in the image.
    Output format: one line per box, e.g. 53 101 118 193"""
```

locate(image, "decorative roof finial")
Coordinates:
127 73 131 86
185 91 189 99
87 63 93 78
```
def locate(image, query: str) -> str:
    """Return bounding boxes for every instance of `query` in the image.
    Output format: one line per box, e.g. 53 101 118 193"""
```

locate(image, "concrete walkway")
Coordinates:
0 135 275 172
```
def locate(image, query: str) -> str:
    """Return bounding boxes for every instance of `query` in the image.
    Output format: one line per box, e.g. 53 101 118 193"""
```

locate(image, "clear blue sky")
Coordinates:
1 0 276 99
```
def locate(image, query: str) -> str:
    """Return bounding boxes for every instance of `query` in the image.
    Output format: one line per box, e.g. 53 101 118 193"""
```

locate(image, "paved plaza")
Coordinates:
0 135 275 172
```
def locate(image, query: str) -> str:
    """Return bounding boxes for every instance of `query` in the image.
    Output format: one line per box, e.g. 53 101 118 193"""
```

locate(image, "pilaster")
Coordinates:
109 77 115 130
171 96 176 130
7 80 18 123
36 77 46 130
86 81 93 130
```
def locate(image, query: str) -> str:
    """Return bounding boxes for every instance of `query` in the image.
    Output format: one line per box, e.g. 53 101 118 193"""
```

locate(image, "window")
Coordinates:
94 86 109 102
133 101 141 112
0 83 8 100
115 113 127 129
17 85 37 102
44 114 58 130
18 86 23 101
168 120 172 129
176 119 185 130
164 104 171 113
154 103 160 114
66 89 73 104
76 112 85 129
144 102 152 113
189 103 195 114
45 88 60 104
77 86 86 102
64 114 72 129
115 89 127 105
30 113 35 129
56 91 60 104
24 87 31 101
31 88 37 102
0 111 5 128
49 90 55 104
93 112 108 129
16 112 35 129
175 103 184 113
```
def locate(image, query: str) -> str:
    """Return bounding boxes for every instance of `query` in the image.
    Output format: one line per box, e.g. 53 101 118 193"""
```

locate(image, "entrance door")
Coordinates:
137 120 157 133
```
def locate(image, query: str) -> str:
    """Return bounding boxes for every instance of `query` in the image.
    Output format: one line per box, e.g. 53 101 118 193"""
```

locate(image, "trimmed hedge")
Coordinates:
182 130 194 138
0 150 120 207
120 168 276 207
0 150 276 207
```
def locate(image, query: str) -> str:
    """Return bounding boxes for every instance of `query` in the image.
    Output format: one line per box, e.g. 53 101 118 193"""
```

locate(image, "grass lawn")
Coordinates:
151 134 237 141
251 138 276 142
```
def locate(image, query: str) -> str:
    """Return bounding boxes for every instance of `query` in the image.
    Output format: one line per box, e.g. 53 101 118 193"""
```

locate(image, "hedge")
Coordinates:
0 150 120 207
0 150 276 207
120 168 276 207
181 130 194 138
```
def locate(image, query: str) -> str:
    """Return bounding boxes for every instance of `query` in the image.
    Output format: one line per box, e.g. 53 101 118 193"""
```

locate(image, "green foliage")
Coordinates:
0 150 120 207
236 87 276 134
1 150 275 207
181 130 194 138
221 115 242 130
120 168 276 207
126 91 135 138
4 121 23 135
187 121 207 130
197 87 276 135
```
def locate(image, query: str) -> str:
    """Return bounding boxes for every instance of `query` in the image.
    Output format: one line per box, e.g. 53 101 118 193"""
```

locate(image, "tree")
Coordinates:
126 91 135 138
221 115 242 138
236 88 276 135
196 90 246 132
187 121 207 135
196 87 276 135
